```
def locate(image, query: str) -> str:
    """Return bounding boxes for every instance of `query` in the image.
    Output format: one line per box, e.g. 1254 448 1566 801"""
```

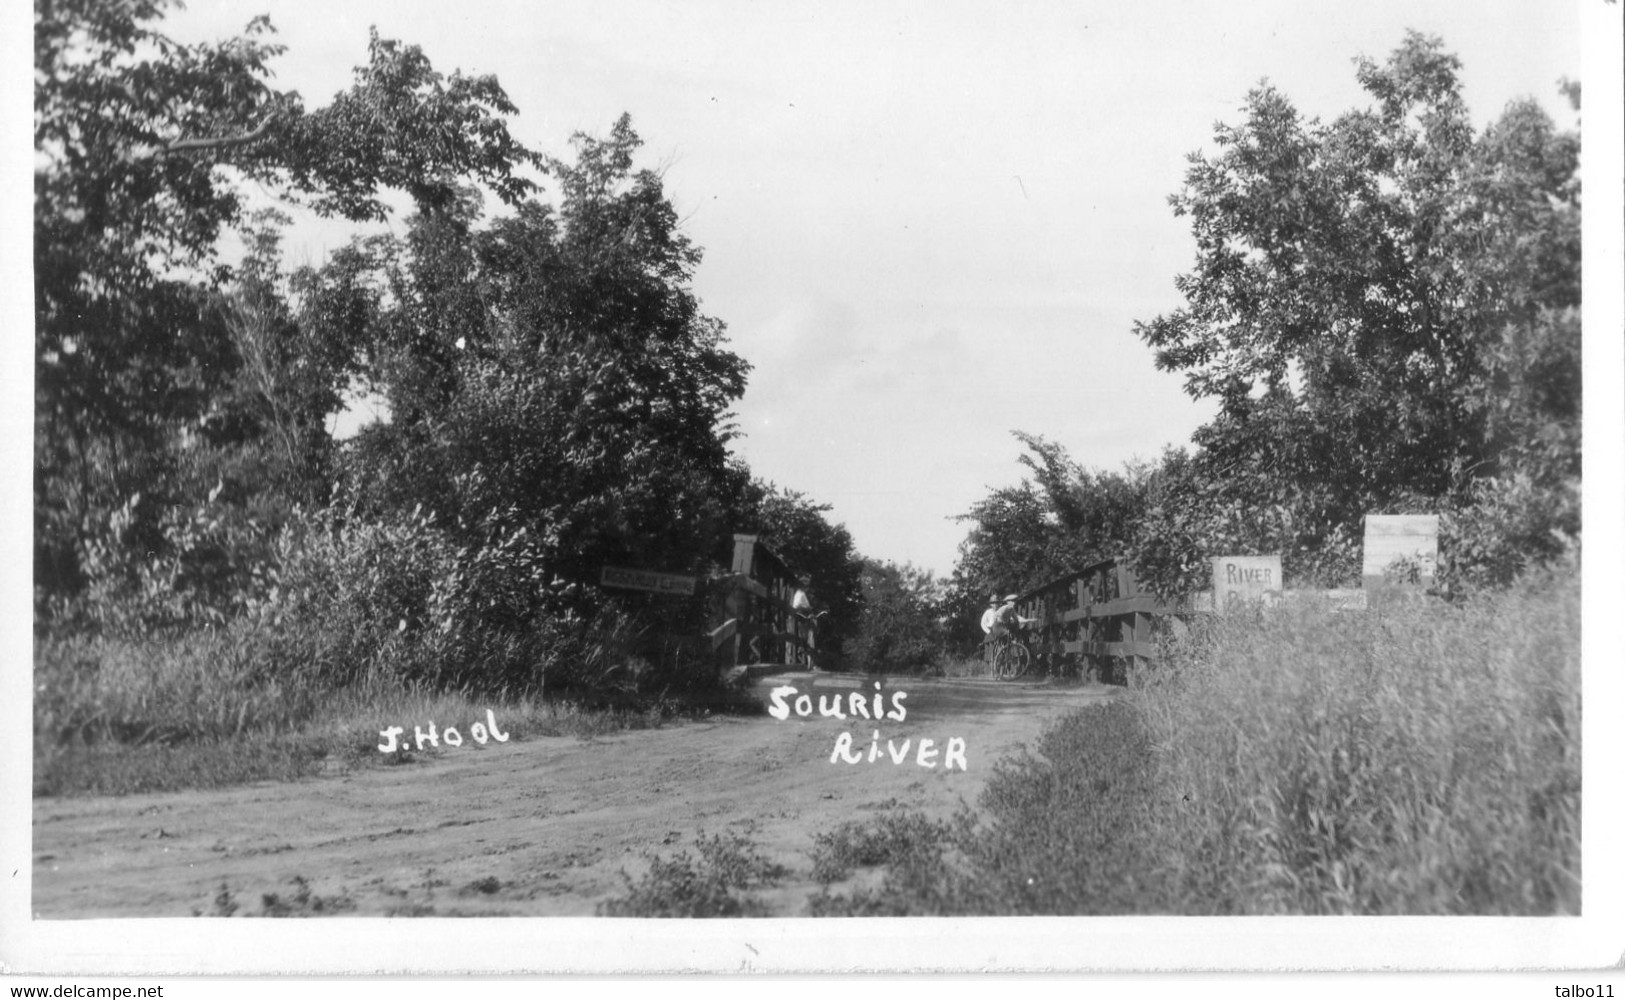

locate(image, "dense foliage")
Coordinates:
320 114 751 624
1130 32 1580 596
37 6 1578 751
34 0 861 711
601 562 1579 916
35 0 541 609
866 565 1578 915
949 33 1580 604
943 433 1153 654
846 560 946 674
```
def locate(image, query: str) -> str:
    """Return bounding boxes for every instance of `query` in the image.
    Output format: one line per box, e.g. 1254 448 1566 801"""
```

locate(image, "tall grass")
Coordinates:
935 654 998 679
1130 562 1581 914
36 629 322 749
802 702 1172 917
777 560 1582 916
33 624 733 797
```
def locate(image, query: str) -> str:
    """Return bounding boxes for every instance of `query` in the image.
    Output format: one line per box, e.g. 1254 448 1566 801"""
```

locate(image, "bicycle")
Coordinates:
989 630 1032 680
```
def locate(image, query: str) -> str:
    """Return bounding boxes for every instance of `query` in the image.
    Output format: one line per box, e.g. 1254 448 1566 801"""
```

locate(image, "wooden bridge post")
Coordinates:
1118 563 1143 680
1082 563 1102 682
712 533 821 672
731 534 758 576
726 534 759 667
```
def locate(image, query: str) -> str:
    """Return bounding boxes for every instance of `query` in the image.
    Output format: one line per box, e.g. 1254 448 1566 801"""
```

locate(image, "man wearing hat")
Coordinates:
979 593 1002 638
980 592 1029 645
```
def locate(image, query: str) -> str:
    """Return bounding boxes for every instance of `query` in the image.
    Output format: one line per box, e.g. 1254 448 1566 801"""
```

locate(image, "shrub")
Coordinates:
1439 472 1580 596
31 629 696 797
808 812 956 884
257 876 356 917
599 831 788 917
846 561 947 674
258 505 589 694
259 506 453 687
45 485 288 637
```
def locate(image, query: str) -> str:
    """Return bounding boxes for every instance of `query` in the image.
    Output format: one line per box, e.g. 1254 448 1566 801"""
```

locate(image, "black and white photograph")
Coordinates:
5 0 1623 982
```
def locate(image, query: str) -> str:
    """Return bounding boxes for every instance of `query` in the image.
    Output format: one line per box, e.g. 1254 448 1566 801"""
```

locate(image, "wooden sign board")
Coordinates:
1210 555 1283 613
600 566 697 596
1361 514 1439 586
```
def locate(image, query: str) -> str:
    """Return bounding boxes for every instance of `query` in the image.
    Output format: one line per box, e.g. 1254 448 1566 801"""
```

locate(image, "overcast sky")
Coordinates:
153 0 1583 577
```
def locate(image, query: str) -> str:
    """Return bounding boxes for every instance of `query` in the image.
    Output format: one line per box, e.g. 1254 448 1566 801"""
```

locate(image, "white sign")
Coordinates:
600 566 697 595
1362 514 1439 585
1210 555 1283 612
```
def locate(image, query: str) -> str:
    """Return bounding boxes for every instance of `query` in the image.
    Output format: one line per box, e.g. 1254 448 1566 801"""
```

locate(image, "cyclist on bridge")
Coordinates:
981 593 1037 678
980 593 1032 643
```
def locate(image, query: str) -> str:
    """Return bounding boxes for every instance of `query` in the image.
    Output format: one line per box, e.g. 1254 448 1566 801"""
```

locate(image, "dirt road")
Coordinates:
32 673 1116 918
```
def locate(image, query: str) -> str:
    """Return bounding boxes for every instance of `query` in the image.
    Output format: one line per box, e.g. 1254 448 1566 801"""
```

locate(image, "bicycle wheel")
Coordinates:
991 641 1011 679
994 641 1029 680
1005 642 1031 679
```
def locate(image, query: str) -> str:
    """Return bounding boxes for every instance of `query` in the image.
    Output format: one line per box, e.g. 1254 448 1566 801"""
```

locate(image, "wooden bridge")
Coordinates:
998 546 1386 682
707 544 1169 681
996 556 1192 683
708 534 819 671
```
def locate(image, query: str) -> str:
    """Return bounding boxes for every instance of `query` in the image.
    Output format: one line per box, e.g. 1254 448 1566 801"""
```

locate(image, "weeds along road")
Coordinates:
32 673 1118 918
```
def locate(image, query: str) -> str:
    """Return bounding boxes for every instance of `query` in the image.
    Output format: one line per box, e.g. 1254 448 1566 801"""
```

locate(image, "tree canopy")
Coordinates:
941 432 1152 654
949 33 1580 603
33 0 875 689
325 115 750 598
34 0 545 605
1128 31 1580 594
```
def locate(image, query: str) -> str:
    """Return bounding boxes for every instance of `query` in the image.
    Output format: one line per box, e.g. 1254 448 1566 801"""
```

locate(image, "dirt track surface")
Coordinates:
32 673 1117 918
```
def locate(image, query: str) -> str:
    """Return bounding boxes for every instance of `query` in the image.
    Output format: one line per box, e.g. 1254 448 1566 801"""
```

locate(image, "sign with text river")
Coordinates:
1210 554 1283 612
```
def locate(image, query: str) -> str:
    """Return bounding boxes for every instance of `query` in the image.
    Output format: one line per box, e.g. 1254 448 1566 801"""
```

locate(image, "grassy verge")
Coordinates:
34 630 757 798
600 561 1580 916
599 699 1170 917
802 699 1174 916
935 653 1000 679
1129 562 1580 914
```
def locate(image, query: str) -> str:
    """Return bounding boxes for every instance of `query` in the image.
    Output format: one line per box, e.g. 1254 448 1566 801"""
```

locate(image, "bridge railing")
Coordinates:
709 534 817 669
996 556 1191 683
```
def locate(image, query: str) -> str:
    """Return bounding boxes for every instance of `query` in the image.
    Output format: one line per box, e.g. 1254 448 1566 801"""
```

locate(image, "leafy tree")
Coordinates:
942 482 1055 655
1013 432 1150 563
1130 32 1580 595
944 433 1150 655
953 434 1149 593
30 1 863 700
212 210 365 490
34 0 541 612
318 115 751 651
34 0 538 440
848 560 946 675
